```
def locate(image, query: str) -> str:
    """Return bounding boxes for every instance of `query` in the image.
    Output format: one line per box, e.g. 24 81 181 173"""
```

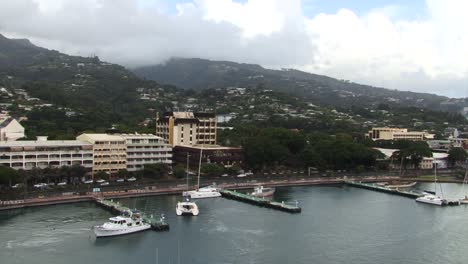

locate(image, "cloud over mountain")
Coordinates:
0 0 466 97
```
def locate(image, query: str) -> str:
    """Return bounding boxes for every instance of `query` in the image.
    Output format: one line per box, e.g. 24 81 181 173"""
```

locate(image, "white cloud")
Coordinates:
0 0 466 97
304 0 468 96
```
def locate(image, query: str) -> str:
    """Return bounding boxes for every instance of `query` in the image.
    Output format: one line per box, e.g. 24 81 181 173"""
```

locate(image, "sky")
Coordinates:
0 0 467 98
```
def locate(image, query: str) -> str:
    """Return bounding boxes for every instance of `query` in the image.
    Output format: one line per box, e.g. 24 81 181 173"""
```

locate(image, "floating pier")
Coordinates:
219 189 301 213
345 181 424 198
94 199 169 231
345 181 461 206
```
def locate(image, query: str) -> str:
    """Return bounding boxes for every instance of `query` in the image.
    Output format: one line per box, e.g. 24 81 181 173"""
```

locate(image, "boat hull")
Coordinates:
93 224 151 238
189 192 221 199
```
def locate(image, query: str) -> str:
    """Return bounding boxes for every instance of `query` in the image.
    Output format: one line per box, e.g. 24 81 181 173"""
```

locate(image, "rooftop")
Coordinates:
0 140 92 147
77 133 125 141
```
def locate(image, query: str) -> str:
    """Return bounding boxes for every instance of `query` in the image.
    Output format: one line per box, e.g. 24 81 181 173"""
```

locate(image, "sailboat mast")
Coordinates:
197 148 203 189
186 153 190 191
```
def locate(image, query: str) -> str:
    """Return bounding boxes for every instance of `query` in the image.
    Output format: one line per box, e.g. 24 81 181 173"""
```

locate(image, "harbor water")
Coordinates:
1 183 468 264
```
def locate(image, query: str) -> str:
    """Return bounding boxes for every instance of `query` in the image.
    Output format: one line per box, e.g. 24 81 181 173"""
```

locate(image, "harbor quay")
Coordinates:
0 175 404 211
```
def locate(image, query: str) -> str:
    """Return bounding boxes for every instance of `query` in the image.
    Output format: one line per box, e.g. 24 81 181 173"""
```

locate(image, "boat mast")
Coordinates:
197 148 203 190
186 152 190 191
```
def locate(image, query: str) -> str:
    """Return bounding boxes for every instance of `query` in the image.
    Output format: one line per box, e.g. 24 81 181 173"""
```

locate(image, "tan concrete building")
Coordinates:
76 134 127 177
156 112 217 146
367 127 434 141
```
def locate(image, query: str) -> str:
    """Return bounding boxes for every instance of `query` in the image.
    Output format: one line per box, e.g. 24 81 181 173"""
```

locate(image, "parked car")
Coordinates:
96 179 106 183
47 182 55 186
57 182 67 186
34 183 48 188
100 181 110 186
12 183 23 189
83 180 94 184
127 177 137 182
221 173 228 177
237 173 246 178
116 178 125 183
245 172 253 176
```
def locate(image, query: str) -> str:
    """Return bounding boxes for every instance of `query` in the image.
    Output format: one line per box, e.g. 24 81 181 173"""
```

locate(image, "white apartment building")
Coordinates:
0 136 93 170
0 118 25 141
156 112 217 146
76 134 127 177
120 133 172 171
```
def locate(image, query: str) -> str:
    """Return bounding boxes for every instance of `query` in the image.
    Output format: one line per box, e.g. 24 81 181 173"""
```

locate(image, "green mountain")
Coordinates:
133 58 465 112
0 34 170 139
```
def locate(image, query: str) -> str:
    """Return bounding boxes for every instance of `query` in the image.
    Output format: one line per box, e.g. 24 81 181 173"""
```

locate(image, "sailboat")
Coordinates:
416 163 447 206
176 153 199 216
183 148 221 199
458 170 468 204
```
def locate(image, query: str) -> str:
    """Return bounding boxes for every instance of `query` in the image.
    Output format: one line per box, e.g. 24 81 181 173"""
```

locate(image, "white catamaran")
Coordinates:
183 148 221 199
416 163 447 206
176 153 200 216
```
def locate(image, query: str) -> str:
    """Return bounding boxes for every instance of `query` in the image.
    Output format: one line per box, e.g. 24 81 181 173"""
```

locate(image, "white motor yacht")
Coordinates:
93 210 151 237
183 186 221 199
176 198 199 216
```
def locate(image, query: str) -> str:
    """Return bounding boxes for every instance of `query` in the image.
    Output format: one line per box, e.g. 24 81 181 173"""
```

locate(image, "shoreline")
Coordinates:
0 176 463 211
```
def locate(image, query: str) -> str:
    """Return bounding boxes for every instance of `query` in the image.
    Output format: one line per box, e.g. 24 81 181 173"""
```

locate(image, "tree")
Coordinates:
142 163 168 178
393 142 432 170
70 164 88 178
173 164 186 179
0 166 20 186
117 169 128 179
201 163 224 177
94 171 108 181
448 147 468 167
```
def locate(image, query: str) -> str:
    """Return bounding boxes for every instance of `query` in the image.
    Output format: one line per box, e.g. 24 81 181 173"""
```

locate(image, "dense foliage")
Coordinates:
221 127 382 171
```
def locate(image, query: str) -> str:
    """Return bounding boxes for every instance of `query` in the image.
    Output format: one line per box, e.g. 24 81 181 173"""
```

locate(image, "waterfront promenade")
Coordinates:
0 175 402 211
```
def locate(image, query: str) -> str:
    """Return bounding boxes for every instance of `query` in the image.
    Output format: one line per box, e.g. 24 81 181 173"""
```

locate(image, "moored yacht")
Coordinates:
251 186 275 197
183 186 221 199
93 210 151 237
416 194 447 206
415 163 446 206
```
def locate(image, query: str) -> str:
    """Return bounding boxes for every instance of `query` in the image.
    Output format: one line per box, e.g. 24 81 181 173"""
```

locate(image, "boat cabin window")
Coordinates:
136 222 140 225
127 223 132 227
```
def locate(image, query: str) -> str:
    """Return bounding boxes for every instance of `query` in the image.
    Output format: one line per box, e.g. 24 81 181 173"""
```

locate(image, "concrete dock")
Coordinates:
219 189 301 213
94 199 169 231
345 181 424 198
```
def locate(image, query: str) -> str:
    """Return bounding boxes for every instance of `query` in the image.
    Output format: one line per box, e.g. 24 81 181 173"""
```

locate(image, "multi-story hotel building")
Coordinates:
120 133 172 171
76 134 127 176
156 112 217 146
367 127 434 141
0 136 93 170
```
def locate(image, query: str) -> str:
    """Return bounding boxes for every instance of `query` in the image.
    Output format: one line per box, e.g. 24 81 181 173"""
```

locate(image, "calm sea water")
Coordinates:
1 183 468 264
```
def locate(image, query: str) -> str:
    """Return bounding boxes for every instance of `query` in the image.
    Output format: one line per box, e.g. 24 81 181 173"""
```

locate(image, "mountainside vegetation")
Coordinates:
133 58 467 113
0 34 466 141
